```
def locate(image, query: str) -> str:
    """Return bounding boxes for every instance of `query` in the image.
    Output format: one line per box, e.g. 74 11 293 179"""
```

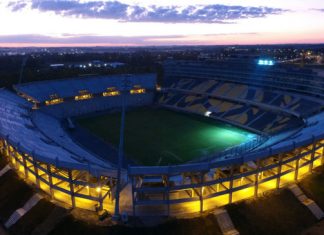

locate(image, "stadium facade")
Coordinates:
0 61 324 216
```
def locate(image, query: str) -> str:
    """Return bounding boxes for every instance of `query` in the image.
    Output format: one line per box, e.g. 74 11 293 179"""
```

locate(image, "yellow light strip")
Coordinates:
130 88 146 94
103 91 120 97
74 94 92 101
45 98 64 106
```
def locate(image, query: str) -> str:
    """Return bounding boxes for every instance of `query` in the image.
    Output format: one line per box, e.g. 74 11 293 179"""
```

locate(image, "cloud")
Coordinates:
7 0 288 24
311 8 324 12
0 34 180 45
0 33 259 46
7 1 27 11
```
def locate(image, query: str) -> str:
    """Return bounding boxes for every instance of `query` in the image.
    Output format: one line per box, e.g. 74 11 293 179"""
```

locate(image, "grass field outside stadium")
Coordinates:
77 108 256 166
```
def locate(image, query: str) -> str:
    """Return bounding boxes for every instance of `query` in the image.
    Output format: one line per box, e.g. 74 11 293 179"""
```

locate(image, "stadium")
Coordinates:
0 59 324 218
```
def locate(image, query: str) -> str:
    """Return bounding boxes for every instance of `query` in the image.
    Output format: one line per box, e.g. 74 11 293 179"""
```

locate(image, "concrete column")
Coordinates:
254 159 261 197
33 158 40 188
321 145 324 165
98 180 103 211
22 155 29 179
8 146 16 168
14 151 20 170
68 170 76 208
229 165 234 203
200 172 204 213
309 142 317 172
131 177 136 217
0 140 4 155
6 142 10 158
294 157 300 181
276 154 283 189
165 175 170 216
86 172 91 196
47 164 54 199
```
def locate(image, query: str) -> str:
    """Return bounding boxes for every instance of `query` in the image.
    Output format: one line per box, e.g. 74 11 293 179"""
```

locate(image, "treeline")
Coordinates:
0 49 204 88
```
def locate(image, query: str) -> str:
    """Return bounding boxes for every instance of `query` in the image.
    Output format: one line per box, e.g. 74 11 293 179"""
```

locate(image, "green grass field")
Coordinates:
77 108 255 166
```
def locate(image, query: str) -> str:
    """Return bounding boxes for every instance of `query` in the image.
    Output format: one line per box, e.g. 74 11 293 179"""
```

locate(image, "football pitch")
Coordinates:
77 108 256 166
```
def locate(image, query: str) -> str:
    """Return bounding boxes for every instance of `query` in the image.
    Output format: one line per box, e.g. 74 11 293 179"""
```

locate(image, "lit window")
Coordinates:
75 90 92 101
45 98 64 105
103 87 120 97
130 85 146 94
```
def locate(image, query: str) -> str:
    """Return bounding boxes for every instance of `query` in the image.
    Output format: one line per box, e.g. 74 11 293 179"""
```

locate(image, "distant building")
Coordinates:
50 61 126 69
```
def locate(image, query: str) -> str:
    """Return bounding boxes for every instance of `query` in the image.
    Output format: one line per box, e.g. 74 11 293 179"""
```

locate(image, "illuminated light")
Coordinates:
75 94 92 101
280 171 295 185
103 88 120 97
204 194 229 209
258 59 275 66
130 88 146 94
258 179 277 193
103 91 120 97
88 63 92 67
96 187 101 193
204 111 212 117
45 98 64 106
176 201 201 213
232 186 255 203
258 60 265 65
75 90 92 101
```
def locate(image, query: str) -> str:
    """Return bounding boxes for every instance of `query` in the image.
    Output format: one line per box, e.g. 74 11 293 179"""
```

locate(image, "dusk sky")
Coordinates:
1 0 324 47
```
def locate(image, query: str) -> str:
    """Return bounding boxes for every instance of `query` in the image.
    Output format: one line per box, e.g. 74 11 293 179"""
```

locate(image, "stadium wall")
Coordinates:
1 134 323 216
128 137 324 216
0 138 116 212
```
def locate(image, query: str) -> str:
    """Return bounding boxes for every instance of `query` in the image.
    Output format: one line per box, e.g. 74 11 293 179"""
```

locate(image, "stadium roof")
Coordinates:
14 74 156 103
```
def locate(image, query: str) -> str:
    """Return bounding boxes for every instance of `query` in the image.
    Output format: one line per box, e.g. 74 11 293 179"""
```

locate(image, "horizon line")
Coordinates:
1 42 324 49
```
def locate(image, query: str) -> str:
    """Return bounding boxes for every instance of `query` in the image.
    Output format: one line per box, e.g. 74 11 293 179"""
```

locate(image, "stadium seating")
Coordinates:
32 111 99 161
158 89 303 134
159 60 324 134
163 60 324 101
0 89 110 169
166 77 322 116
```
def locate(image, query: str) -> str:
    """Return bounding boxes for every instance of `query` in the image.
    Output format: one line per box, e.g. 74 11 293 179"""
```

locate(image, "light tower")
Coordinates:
113 75 132 221
18 56 28 84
